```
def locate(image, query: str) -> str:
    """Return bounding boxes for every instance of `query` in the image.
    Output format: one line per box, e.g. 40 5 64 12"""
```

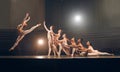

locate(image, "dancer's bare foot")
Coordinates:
9 48 14 52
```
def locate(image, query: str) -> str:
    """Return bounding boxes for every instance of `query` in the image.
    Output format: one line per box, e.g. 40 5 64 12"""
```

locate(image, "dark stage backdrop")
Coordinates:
0 0 46 56
0 0 120 56
0 0 44 29
45 0 120 55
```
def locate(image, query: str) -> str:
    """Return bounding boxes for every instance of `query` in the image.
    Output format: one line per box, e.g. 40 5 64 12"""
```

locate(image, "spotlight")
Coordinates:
72 14 85 27
37 39 44 45
74 15 82 23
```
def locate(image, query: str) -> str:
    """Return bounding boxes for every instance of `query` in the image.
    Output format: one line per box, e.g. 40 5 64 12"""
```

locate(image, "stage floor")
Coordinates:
1 55 120 72
0 55 120 59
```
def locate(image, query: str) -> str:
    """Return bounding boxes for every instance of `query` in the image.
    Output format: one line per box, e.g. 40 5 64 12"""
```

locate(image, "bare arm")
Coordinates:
67 38 70 42
43 21 49 32
17 24 24 30
23 13 29 20
25 16 30 22
21 13 30 26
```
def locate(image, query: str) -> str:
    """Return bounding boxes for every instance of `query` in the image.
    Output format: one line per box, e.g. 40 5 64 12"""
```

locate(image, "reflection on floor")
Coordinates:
0 55 120 59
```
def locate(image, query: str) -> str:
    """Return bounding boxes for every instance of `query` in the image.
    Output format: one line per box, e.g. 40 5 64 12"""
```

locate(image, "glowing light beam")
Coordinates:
74 15 82 23
37 39 44 45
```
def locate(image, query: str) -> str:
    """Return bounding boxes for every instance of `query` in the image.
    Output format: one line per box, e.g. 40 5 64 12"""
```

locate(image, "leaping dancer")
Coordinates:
9 13 41 51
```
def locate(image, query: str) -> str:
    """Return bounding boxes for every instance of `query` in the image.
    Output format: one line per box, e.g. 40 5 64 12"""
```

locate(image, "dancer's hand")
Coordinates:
43 21 45 25
37 23 41 26
26 13 29 17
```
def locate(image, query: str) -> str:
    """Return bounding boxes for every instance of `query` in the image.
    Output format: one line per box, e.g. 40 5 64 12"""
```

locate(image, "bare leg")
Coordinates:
62 48 70 55
16 35 21 41
58 44 62 56
9 35 25 51
53 49 56 56
71 48 76 56
48 48 51 56
52 44 58 56
48 41 52 56
52 45 56 56
24 24 41 34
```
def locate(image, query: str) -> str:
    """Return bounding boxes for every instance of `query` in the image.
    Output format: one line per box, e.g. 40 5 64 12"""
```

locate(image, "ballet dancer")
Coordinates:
76 39 88 56
52 29 62 56
9 13 41 51
58 34 70 56
86 41 113 56
53 29 62 46
70 37 78 56
43 21 58 56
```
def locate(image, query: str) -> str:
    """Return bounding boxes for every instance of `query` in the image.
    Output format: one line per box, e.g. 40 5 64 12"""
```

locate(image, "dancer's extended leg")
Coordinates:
24 24 41 34
58 44 62 56
71 48 76 56
9 35 24 51
62 48 70 55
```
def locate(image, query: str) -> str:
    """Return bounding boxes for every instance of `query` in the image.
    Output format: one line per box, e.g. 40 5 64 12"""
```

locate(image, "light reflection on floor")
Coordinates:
0 55 120 59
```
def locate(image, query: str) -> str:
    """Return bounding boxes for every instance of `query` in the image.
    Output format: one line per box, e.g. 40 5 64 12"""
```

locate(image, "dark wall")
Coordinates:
0 0 45 29
0 0 11 29
10 0 45 29
45 0 120 55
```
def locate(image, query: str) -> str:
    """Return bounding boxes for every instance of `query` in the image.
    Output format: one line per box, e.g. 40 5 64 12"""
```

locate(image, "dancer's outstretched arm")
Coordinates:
43 21 49 32
23 13 29 21
22 13 30 26
25 16 30 23
18 23 25 29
